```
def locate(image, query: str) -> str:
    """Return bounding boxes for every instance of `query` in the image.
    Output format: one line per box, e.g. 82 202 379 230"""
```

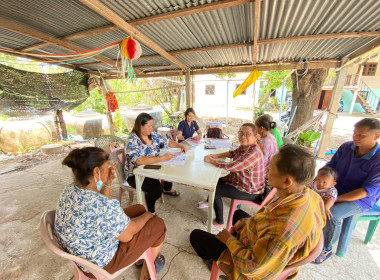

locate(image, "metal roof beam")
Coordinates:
0 18 116 68
78 0 187 70
21 0 256 52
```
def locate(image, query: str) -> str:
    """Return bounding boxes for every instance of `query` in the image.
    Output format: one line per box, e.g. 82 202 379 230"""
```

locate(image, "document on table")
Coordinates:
158 151 186 165
185 138 205 147
205 139 232 149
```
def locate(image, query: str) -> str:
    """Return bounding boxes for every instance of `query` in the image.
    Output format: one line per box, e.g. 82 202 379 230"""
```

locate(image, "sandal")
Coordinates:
196 201 209 209
202 217 224 232
312 251 332 264
154 254 165 274
163 190 180 196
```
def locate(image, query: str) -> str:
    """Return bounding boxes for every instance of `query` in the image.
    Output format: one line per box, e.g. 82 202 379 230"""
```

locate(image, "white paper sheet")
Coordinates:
185 138 205 146
158 151 187 165
207 139 232 149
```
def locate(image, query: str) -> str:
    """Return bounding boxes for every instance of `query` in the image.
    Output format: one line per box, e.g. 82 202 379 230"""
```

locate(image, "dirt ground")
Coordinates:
1 113 379 280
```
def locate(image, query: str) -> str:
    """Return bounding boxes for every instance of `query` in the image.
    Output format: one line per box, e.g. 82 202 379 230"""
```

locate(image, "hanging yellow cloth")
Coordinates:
233 67 261 98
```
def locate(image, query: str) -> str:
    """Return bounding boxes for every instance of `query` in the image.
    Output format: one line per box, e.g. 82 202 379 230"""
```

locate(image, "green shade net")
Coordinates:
0 64 89 116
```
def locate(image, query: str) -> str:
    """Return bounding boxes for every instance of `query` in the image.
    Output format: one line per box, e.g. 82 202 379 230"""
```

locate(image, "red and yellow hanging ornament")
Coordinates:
119 36 142 83
105 92 119 112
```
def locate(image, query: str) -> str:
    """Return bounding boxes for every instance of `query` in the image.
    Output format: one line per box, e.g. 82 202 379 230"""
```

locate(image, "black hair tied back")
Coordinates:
62 147 109 187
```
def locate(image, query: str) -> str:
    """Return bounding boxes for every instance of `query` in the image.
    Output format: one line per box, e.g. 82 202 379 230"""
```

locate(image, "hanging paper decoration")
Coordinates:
105 92 119 112
119 36 142 83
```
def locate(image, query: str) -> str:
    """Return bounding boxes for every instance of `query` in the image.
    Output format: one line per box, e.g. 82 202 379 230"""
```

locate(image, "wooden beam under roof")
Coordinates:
252 0 260 65
0 18 116 68
79 0 186 70
22 0 256 52
101 60 340 78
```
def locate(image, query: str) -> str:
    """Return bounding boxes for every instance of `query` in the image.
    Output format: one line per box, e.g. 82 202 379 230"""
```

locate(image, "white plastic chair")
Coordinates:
40 210 157 280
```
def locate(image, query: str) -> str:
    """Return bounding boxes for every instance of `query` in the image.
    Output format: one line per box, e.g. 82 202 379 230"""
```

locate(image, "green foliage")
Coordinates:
253 107 265 119
114 111 128 136
269 97 280 110
66 123 78 136
296 130 321 147
72 89 106 114
0 53 69 73
0 114 9 121
17 144 39 154
261 70 292 95
216 73 237 79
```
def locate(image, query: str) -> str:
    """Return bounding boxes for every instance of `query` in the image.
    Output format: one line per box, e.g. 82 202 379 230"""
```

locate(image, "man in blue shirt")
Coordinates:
314 118 380 263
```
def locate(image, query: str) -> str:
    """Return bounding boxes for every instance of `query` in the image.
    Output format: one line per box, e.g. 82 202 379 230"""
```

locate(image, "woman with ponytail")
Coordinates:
255 115 278 168
55 147 166 280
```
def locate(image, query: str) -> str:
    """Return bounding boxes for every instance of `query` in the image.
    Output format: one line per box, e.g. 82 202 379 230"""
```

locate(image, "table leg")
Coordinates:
135 175 145 206
207 189 216 233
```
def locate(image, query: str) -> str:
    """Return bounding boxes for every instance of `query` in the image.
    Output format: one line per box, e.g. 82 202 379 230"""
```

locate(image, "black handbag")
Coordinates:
207 127 229 139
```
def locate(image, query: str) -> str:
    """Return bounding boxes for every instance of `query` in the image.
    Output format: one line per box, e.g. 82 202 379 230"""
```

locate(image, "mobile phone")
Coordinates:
144 165 161 169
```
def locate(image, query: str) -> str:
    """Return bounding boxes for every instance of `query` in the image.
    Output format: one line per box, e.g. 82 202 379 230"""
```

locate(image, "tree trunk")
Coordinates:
289 69 328 132
57 109 68 139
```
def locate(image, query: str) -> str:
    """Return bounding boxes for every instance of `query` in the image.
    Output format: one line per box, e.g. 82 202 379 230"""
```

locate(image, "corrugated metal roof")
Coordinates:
136 4 254 51
0 0 379 75
0 28 40 49
0 0 110 38
260 0 380 39
100 0 220 21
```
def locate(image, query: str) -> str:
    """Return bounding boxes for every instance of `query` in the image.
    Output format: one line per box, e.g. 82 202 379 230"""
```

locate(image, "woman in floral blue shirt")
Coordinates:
55 147 167 279
125 112 187 213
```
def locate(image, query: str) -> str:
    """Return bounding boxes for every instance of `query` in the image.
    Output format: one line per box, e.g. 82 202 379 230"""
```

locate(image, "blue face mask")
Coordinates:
95 169 103 191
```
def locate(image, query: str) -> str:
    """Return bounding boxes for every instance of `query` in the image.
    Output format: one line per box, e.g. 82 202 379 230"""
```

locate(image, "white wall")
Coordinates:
193 74 260 112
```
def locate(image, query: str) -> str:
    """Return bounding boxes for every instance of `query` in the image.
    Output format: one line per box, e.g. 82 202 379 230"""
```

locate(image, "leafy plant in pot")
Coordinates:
296 130 321 153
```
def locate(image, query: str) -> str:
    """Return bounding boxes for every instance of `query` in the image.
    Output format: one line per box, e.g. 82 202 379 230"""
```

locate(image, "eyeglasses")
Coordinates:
238 131 253 137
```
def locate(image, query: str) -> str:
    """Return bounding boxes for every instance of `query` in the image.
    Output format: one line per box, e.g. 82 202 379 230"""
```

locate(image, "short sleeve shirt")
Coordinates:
54 184 130 272
125 131 169 175
261 133 278 168
177 120 199 139
309 181 338 201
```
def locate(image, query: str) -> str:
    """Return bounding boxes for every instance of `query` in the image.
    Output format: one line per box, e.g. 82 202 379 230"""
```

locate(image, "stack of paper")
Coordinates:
206 139 232 149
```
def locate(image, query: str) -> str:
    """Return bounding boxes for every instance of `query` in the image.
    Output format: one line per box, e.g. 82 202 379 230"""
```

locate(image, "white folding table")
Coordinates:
133 144 228 232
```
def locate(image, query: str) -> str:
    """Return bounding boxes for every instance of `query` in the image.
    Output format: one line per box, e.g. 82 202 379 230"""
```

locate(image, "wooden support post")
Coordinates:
185 68 191 108
56 109 68 139
316 60 348 158
349 65 363 114
53 110 61 141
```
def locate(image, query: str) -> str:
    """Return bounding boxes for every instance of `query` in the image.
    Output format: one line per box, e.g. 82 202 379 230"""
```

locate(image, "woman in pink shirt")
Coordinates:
255 115 278 168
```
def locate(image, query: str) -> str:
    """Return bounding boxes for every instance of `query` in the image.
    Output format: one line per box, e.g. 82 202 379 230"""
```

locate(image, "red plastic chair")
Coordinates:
210 233 324 280
226 188 277 230
40 210 157 280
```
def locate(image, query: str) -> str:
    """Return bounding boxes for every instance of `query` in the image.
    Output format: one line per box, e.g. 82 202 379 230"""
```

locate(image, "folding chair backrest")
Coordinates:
110 148 127 185
40 210 114 279
95 135 124 153
276 233 324 280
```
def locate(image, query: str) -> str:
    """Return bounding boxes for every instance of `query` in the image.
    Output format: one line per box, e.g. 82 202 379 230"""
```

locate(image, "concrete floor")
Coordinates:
1 155 379 280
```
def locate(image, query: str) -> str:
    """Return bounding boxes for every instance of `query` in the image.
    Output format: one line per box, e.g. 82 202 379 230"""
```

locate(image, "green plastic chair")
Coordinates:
336 200 380 257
